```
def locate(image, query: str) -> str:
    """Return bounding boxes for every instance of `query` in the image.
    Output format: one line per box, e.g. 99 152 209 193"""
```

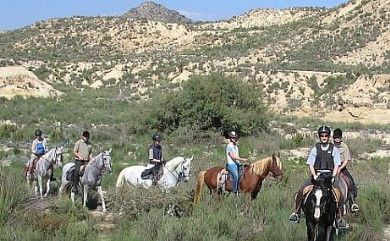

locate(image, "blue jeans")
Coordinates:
227 163 239 193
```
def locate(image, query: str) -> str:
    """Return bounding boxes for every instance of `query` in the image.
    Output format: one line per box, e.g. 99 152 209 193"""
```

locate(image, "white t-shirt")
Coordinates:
226 142 239 165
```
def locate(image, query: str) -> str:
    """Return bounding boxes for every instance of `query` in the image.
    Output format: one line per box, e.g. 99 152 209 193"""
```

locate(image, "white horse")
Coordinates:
59 149 112 212
26 146 64 198
115 156 193 190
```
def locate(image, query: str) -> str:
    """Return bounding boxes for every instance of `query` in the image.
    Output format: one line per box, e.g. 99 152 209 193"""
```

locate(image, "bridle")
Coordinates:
174 161 189 182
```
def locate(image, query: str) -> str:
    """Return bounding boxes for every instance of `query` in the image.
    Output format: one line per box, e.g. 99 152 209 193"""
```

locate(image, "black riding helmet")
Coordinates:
333 128 342 138
152 133 162 142
82 131 90 138
317 126 331 137
35 129 42 137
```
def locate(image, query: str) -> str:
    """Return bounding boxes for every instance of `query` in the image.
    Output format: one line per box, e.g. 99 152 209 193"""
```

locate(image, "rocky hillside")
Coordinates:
0 0 389 124
123 1 192 24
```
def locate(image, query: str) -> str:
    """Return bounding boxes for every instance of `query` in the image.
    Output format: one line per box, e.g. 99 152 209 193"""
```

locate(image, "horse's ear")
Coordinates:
272 153 276 161
108 148 112 154
187 156 194 162
276 152 280 159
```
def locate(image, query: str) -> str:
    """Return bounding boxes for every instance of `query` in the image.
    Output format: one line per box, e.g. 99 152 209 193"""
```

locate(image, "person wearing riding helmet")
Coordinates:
147 133 163 185
289 126 341 224
27 129 55 180
72 131 93 193
226 131 248 196
333 128 359 212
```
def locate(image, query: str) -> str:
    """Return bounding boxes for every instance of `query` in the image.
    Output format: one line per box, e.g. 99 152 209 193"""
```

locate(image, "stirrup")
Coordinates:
289 213 300 223
351 203 359 212
336 219 348 229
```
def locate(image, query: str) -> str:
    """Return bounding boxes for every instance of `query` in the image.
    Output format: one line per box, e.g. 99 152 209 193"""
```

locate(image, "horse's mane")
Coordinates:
89 152 103 164
250 157 271 175
250 155 282 176
165 157 184 172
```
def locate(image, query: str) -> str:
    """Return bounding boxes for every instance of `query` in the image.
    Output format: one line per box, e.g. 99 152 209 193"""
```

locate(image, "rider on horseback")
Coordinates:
72 131 93 194
289 126 341 224
333 128 359 212
226 131 248 197
27 129 56 181
147 133 164 185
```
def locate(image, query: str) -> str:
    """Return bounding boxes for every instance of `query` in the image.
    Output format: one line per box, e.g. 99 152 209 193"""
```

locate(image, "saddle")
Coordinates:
65 164 87 182
23 155 52 178
141 164 164 185
216 166 245 193
302 184 343 206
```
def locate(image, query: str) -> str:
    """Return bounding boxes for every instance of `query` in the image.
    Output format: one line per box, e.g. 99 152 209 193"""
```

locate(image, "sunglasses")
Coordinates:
320 134 329 138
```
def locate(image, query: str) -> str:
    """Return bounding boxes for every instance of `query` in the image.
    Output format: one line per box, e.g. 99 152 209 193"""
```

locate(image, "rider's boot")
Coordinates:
289 190 303 223
336 218 348 229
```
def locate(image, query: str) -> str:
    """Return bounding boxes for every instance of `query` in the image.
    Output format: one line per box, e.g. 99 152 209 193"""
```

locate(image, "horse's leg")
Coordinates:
33 180 39 196
44 178 50 197
325 225 334 241
97 186 106 212
37 176 43 199
83 185 88 208
306 220 315 241
58 182 64 197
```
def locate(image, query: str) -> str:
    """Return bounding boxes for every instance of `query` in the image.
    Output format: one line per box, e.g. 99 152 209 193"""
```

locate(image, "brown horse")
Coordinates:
193 154 283 205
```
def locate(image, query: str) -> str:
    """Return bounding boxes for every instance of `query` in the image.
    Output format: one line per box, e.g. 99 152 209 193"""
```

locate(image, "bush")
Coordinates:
141 74 269 136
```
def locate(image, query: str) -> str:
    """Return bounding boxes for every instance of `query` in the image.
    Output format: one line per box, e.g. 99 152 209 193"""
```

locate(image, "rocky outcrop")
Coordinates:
123 1 192 24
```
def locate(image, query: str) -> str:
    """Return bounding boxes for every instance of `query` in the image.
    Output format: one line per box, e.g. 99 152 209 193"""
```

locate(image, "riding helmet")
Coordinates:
333 128 342 138
317 126 331 136
228 131 238 139
82 131 90 138
152 133 162 142
35 129 42 137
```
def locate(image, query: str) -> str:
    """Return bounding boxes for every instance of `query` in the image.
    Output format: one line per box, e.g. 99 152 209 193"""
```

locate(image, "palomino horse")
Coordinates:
115 156 193 190
193 154 283 205
59 149 112 212
302 172 337 241
26 146 64 198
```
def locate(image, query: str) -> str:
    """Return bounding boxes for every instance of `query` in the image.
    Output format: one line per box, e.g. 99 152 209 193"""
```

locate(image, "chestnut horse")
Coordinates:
193 154 283 205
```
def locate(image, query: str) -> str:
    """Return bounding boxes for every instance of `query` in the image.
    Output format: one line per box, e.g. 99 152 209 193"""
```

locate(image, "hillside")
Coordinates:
123 1 192 24
0 0 389 124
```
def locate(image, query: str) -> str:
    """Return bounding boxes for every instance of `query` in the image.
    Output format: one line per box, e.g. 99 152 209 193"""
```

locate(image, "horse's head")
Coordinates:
269 153 283 181
53 146 64 168
101 148 112 173
178 156 193 182
310 186 334 222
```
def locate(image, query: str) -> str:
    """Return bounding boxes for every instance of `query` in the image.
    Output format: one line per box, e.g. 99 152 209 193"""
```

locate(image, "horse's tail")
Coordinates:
115 169 126 189
193 170 206 206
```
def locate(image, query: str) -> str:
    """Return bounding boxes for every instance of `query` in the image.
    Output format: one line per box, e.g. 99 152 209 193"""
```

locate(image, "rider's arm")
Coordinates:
306 147 317 177
73 140 83 160
31 139 37 154
228 152 247 163
149 147 161 163
43 138 48 154
332 147 341 177
338 144 351 172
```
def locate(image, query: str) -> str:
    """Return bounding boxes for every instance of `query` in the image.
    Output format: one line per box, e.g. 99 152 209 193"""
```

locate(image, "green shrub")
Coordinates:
141 74 269 136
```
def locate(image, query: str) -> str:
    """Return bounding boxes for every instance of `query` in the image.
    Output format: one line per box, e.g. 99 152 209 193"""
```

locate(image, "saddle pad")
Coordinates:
332 187 342 204
65 165 86 181
217 169 228 192
302 185 314 197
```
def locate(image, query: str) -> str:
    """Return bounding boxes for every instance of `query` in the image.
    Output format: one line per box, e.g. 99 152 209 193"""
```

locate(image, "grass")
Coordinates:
0 133 388 240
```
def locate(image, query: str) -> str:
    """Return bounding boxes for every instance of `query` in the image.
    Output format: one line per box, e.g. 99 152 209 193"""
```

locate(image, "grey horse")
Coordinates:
59 149 112 212
26 146 64 198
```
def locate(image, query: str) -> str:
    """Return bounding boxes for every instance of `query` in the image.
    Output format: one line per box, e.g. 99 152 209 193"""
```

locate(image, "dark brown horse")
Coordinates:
193 154 283 205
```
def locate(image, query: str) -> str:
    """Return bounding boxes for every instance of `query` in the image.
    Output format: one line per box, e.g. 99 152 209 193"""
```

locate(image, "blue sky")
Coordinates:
0 0 347 30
